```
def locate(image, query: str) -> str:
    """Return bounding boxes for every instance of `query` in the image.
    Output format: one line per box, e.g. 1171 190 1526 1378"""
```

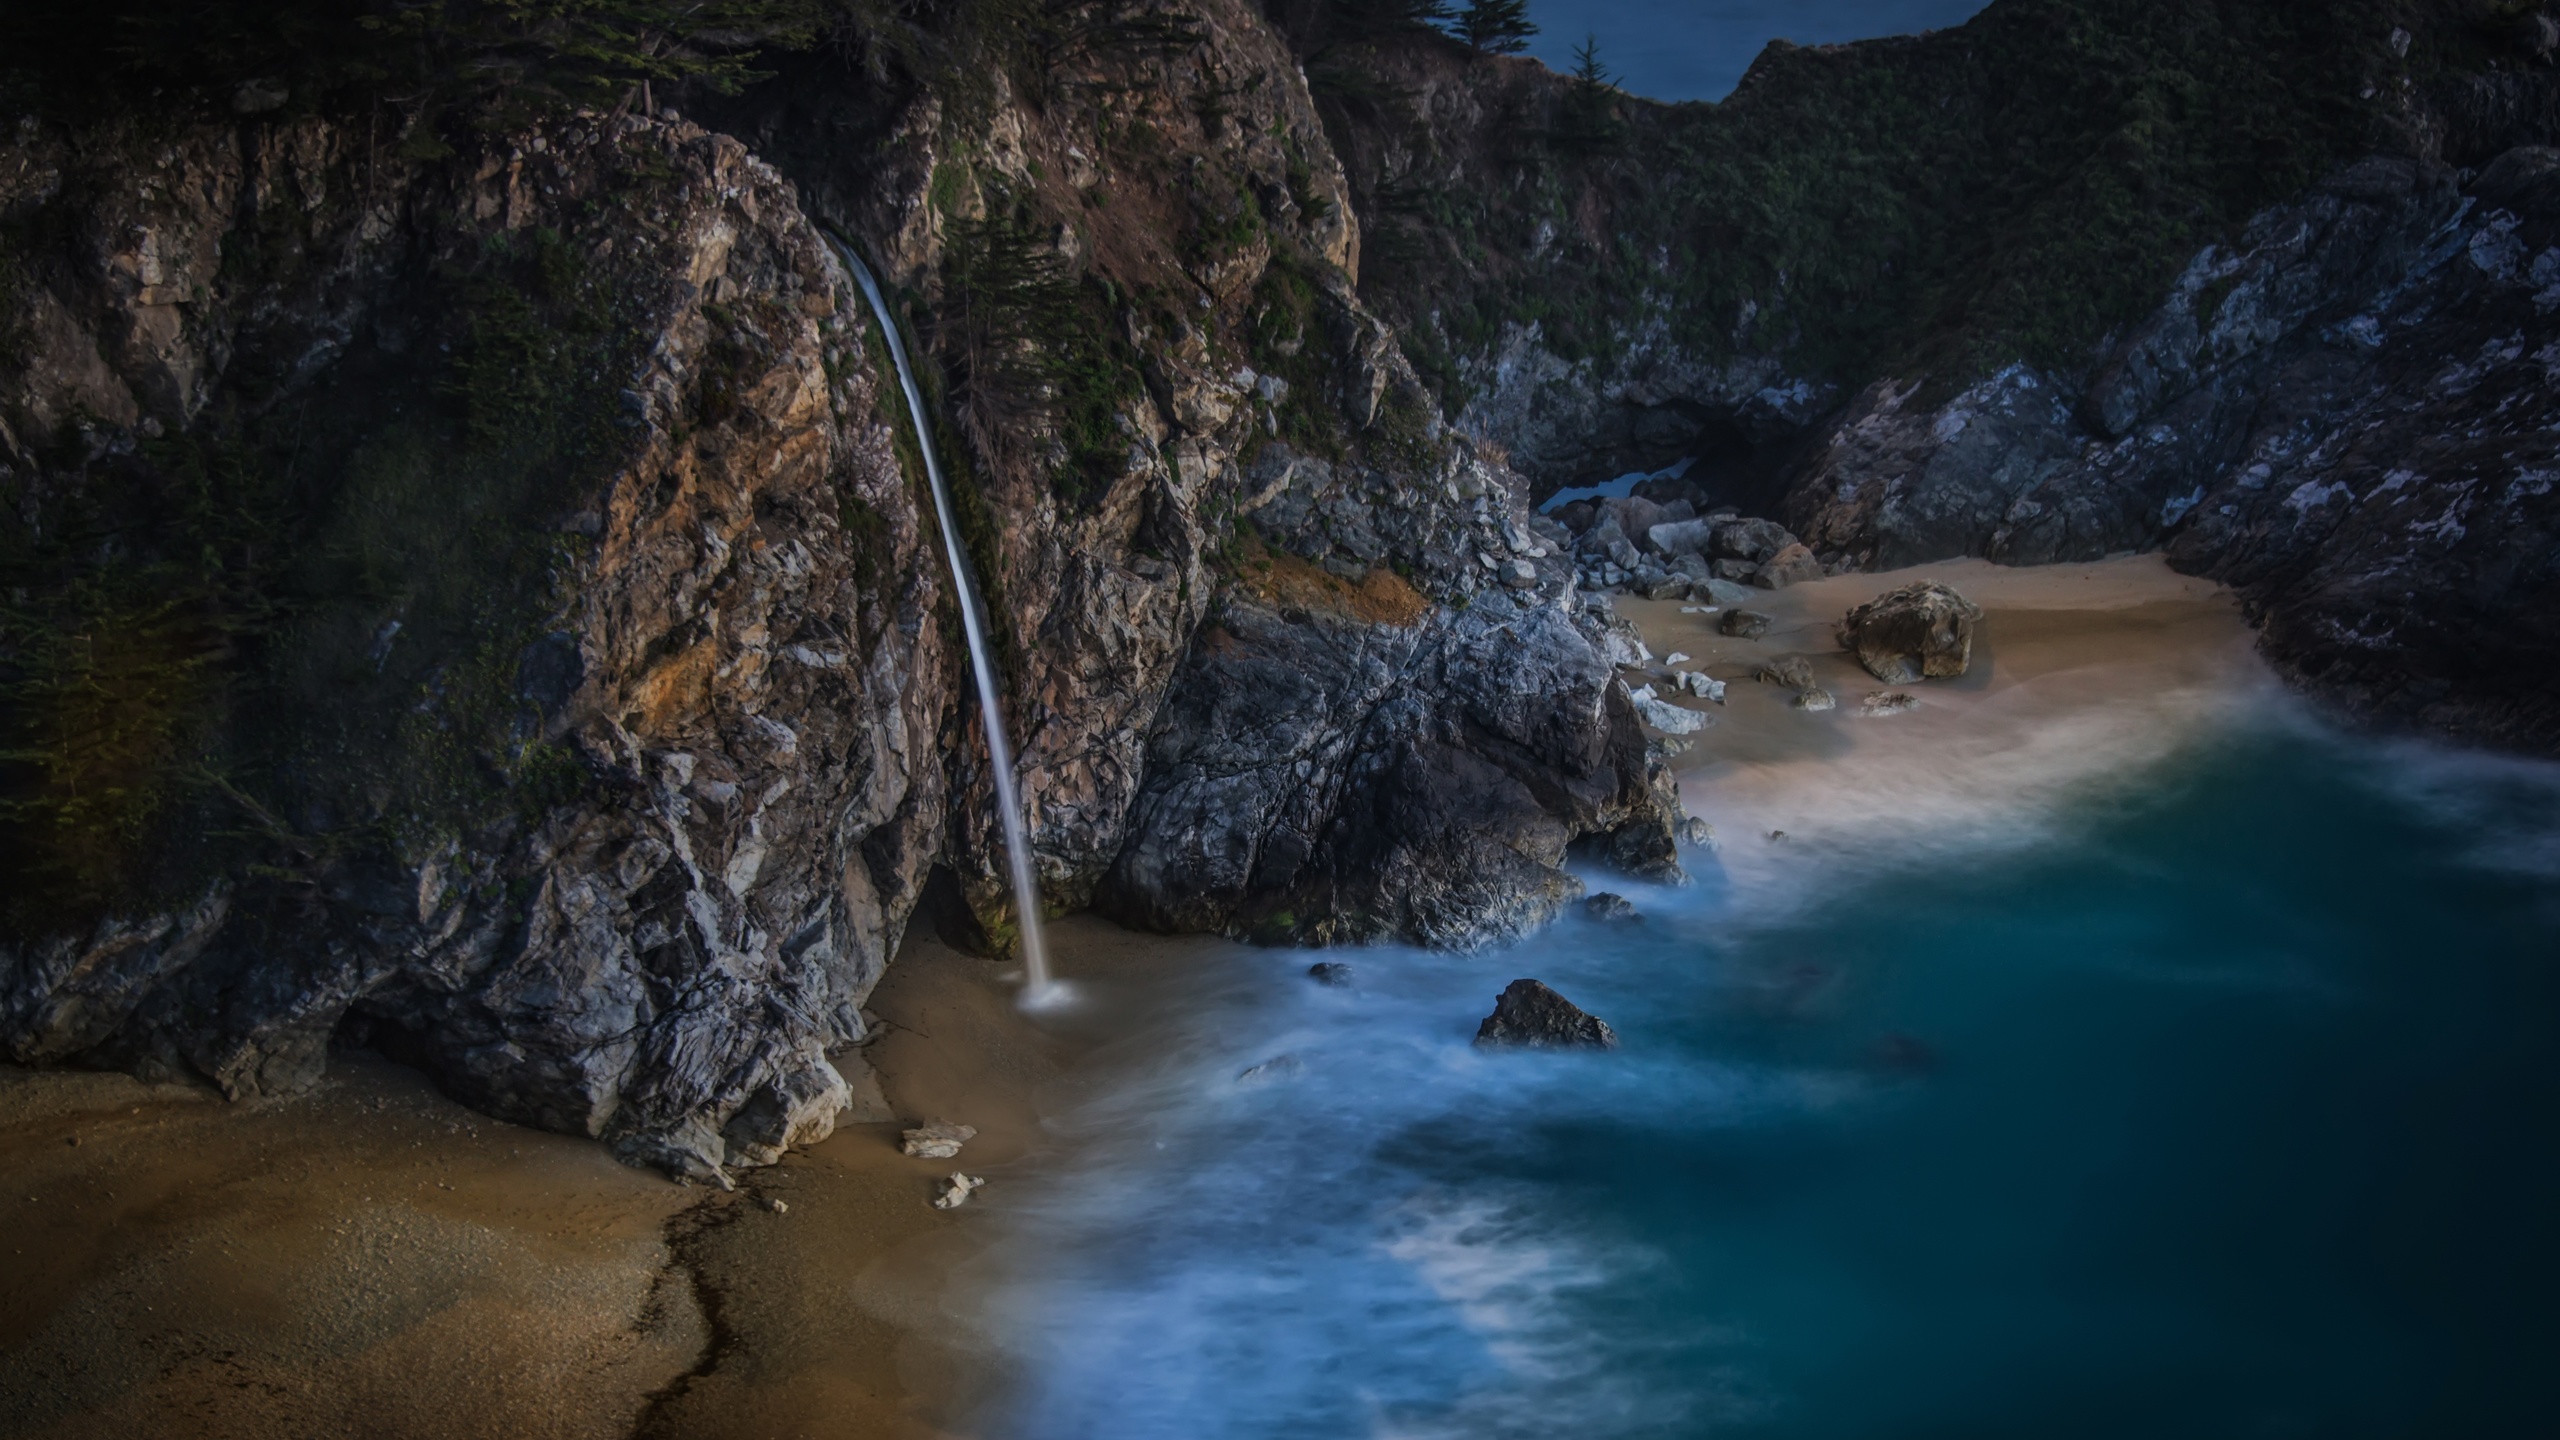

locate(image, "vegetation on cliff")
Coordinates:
1286 0 2477 406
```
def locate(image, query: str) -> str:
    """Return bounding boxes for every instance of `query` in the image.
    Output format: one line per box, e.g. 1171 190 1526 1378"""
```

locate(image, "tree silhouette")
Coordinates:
1458 0 1535 54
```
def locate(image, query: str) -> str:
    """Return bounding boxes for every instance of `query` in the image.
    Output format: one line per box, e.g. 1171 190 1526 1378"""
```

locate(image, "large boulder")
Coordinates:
1647 518 1718 556
1712 517 1796 563
1753 542 1825 589
1474 979 1619 1049
1841 582 1984 683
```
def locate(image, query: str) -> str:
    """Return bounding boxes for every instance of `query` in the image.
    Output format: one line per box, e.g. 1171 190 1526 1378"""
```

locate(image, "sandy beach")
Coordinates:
0 556 2263 1439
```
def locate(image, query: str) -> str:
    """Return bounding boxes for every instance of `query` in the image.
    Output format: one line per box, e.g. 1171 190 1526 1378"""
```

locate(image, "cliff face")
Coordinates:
1 112 959 1180
1304 0 2560 753
0 0 1683 1176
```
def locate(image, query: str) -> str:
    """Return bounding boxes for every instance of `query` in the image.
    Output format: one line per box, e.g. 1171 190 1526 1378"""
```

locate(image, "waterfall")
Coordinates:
834 239 1061 1007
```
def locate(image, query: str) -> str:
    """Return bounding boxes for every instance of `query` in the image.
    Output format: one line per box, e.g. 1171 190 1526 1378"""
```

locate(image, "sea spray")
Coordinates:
836 239 1061 1007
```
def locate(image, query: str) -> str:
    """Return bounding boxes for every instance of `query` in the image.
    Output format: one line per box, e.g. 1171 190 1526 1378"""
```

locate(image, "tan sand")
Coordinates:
0 917 1240 1440
1614 555 2276 915
0 555 2269 1438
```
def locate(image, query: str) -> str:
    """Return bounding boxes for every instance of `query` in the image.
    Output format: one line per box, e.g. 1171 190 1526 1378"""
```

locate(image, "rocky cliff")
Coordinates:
1295 0 2560 752
0 0 1682 1178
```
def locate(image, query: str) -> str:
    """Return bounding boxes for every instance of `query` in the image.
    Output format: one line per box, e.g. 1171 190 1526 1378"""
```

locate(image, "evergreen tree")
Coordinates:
1458 0 1535 54
1558 32 1625 152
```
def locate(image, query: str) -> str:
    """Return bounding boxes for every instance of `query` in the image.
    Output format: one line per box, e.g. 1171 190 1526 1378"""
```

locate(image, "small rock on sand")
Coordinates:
1308 961 1353 987
1583 893 1640 923
1474 979 1620 1050
932 1173 986 1210
1793 687 1838 711
1861 690 1918 717
901 1123 978 1160
1756 656 1815 689
1721 609 1774 638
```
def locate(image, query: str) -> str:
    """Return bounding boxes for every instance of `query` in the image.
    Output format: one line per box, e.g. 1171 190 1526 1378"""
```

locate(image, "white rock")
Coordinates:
1664 651 1690 666
933 1173 986 1210
1632 691 1713 734
902 1122 979 1159
1675 671 1726 703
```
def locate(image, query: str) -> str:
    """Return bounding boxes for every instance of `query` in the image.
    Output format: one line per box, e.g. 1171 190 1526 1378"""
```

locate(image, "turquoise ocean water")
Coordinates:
982 716 2560 1438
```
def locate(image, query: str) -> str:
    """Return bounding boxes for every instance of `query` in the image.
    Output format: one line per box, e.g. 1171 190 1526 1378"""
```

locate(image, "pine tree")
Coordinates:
1558 32 1625 153
1458 0 1536 55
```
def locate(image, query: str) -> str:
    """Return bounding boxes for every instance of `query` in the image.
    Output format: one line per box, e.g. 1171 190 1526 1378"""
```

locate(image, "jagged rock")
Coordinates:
1752 543 1825 589
1698 578 1761 606
1861 691 1919 717
1638 575 1689 600
1307 961 1354 987
1713 517 1796 563
1473 979 1619 1050
1721 609 1775 638
1628 686 1713 735
1674 671 1725 702
1101 596 1687 950
1647 518 1718 556
1583 893 1640 923
901 1123 978 1160
1793 688 1838 712
1681 817 1717 849
1711 558 1760 582
1842 583 1984 683
932 1173 986 1210
1756 656 1817 690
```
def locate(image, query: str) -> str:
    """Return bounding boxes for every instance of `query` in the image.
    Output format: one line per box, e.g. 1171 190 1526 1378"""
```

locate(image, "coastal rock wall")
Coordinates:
1 0 1691 1172
1781 149 2560 750
1 112 955 1181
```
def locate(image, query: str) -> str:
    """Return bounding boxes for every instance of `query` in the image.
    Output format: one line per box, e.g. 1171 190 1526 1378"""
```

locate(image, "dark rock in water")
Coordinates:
1474 979 1620 1050
1307 962 1354 987
1721 609 1775 638
1583 892 1640 923
1841 582 1982 683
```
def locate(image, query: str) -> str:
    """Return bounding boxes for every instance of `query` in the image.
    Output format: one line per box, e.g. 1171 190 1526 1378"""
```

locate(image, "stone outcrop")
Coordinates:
1473 978 1619 1050
1 0 1695 1174
1 112 952 1183
1841 583 1983 684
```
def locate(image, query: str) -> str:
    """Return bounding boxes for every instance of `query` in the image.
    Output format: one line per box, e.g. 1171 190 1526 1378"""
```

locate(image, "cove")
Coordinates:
978 717 2560 1438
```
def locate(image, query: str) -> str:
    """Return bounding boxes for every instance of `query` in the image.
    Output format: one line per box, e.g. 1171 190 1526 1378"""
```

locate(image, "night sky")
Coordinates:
1519 0 1991 100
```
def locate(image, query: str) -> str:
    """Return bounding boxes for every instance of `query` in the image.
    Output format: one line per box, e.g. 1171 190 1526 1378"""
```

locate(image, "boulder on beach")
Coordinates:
1308 961 1354 987
1860 690 1918 717
932 1172 986 1210
1756 656 1816 690
1474 979 1620 1050
1841 581 1983 683
901 1123 978 1160
1752 543 1824 590
1698 577 1759 606
1648 518 1718 556
1712 517 1795 563
1792 687 1838 711
1720 609 1774 638
1583 892 1641 923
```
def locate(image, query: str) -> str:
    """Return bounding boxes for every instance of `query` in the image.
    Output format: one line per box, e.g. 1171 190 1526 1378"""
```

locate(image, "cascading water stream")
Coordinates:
834 238 1061 1007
